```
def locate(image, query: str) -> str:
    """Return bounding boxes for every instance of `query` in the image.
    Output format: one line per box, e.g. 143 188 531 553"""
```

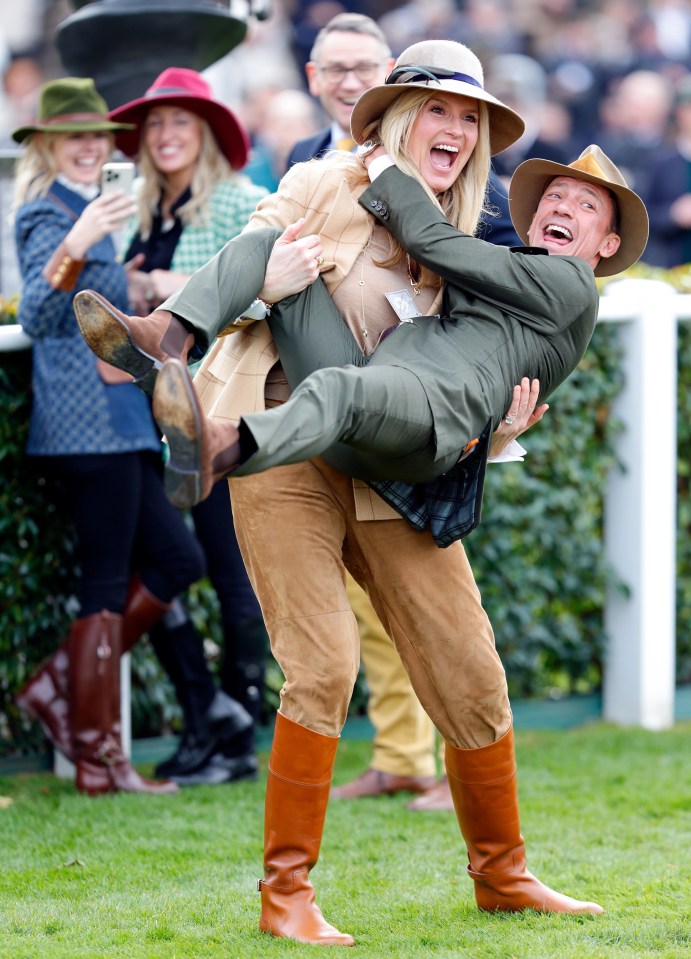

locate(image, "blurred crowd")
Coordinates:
2 1 691 267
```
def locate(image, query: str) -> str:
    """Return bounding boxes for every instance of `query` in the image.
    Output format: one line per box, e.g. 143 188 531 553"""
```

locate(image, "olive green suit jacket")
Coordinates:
359 166 600 466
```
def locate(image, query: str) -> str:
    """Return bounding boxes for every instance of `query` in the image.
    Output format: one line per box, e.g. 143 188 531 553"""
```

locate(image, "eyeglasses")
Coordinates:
317 62 384 84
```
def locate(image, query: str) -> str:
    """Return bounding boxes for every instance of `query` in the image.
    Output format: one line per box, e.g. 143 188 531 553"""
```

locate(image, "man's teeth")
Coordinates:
545 224 572 240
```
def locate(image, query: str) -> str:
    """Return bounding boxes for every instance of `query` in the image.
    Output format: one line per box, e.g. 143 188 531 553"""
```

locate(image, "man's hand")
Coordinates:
259 218 324 303
489 377 549 458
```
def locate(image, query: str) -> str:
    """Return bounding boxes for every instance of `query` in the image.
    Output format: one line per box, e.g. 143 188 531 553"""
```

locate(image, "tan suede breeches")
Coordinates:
229 457 511 750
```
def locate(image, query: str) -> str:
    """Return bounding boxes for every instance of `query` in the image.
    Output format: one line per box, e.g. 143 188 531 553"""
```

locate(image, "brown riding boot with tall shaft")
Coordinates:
73 289 195 393
153 358 242 509
15 577 170 762
445 726 603 915
258 712 355 946
69 610 178 796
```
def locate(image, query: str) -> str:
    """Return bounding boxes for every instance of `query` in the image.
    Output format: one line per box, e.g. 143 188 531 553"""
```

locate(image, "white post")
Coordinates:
601 280 679 729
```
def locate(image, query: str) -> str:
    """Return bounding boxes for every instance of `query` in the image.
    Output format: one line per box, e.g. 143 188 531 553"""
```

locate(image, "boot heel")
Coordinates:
164 465 202 510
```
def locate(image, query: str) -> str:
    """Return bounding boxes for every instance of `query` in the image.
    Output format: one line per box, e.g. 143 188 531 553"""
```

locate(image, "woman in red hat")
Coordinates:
107 67 271 787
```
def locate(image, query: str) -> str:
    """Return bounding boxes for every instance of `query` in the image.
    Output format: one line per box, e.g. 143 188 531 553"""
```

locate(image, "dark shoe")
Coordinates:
153 358 242 508
331 767 436 800
154 690 252 778
74 290 195 394
406 776 455 811
170 751 259 786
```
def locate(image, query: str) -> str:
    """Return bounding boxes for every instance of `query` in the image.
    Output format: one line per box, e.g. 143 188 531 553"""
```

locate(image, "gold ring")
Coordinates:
315 255 325 267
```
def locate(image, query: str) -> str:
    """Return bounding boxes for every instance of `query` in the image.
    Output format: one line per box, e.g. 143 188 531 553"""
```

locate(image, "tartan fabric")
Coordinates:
367 421 491 548
16 181 160 456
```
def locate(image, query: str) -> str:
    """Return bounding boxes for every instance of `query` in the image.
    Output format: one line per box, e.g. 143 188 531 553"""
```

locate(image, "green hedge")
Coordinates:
1 284 689 757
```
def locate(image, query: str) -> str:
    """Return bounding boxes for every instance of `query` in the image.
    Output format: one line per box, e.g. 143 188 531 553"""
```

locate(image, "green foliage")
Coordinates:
466 322 625 698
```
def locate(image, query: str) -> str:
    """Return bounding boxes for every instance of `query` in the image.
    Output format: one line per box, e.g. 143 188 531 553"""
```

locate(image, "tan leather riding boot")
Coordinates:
74 289 195 393
15 578 170 762
445 726 603 915
69 610 178 797
258 712 355 946
153 358 242 509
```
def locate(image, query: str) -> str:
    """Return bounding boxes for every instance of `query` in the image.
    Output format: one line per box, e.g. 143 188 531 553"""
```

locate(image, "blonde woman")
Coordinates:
76 43 616 944
11 78 216 796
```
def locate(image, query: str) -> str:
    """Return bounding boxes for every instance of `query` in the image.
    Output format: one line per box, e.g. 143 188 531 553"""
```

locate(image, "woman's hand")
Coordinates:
489 377 549 458
63 190 136 260
259 219 323 303
149 269 189 304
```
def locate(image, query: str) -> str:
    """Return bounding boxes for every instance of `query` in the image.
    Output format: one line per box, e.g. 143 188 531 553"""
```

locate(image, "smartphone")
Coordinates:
101 161 135 195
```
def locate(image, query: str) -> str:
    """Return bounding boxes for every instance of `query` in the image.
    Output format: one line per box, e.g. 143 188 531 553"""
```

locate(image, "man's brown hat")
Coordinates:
509 144 649 277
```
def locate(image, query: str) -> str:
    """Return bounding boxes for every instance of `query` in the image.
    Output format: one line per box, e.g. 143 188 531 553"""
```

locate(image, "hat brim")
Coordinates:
12 118 135 144
509 157 649 277
350 79 525 156
109 94 249 170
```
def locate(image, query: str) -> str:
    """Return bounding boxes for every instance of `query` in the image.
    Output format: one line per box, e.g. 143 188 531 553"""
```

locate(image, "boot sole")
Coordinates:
73 291 158 393
153 359 204 509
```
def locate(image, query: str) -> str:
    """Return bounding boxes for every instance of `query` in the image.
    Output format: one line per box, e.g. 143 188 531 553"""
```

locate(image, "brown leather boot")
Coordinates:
15 637 72 758
153 358 242 509
445 726 603 915
73 289 195 394
15 578 170 762
258 712 355 946
69 610 179 796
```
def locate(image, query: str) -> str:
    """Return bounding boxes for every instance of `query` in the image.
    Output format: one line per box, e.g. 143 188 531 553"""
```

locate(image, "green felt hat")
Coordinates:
12 77 135 143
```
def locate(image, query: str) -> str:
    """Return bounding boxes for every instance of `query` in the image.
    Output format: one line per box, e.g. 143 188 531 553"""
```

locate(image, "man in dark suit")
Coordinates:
286 12 394 167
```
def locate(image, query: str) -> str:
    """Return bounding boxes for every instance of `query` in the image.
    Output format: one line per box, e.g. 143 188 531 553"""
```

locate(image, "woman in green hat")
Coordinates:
12 77 252 796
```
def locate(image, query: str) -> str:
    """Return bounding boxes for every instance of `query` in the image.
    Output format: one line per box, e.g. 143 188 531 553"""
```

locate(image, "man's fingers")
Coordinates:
277 218 306 245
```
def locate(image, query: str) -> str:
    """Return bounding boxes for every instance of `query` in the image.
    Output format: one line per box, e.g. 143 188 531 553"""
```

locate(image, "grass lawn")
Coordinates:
1 722 690 959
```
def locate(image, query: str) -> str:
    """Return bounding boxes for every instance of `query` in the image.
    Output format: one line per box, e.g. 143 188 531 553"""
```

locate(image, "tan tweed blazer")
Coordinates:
193 157 400 521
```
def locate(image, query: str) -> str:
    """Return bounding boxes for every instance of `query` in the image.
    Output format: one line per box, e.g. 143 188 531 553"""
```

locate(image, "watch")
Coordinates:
357 139 380 161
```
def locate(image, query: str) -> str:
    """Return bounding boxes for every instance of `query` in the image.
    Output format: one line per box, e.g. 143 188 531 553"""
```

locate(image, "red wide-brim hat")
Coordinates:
109 66 249 170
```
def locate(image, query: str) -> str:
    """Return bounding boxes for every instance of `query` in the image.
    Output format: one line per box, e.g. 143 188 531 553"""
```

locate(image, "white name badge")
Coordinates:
385 289 422 322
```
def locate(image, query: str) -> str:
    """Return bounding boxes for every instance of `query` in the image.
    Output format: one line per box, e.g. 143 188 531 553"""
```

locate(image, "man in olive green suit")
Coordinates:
133 145 647 544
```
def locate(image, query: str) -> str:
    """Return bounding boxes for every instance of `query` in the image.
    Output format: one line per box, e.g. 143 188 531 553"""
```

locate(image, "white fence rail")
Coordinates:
1 279 688 758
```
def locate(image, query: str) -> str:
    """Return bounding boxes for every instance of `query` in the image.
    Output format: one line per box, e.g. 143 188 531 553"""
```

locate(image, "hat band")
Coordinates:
42 112 111 126
146 85 202 98
387 65 483 90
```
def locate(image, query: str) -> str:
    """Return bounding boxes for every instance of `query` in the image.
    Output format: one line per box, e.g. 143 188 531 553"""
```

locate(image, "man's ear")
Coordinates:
599 233 621 261
305 61 321 97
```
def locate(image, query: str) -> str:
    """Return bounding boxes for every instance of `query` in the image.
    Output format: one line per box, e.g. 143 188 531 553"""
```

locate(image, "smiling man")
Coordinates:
286 13 394 164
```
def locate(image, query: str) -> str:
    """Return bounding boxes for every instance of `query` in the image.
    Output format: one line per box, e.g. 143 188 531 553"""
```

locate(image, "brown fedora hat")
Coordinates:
509 144 649 277
350 39 525 156
109 67 249 170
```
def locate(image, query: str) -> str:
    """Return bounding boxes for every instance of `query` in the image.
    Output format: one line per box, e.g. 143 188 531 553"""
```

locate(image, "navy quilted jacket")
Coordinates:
15 180 160 457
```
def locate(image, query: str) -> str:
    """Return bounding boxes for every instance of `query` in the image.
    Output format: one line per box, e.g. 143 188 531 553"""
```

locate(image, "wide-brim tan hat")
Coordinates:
350 39 525 156
509 144 649 277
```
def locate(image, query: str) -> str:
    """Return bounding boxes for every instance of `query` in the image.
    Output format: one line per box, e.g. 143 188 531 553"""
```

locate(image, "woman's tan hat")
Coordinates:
350 39 525 155
12 77 134 143
509 144 649 277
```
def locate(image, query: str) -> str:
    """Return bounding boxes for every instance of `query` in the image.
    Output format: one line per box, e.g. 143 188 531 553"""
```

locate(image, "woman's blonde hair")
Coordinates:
349 88 492 282
12 131 115 210
135 115 235 237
